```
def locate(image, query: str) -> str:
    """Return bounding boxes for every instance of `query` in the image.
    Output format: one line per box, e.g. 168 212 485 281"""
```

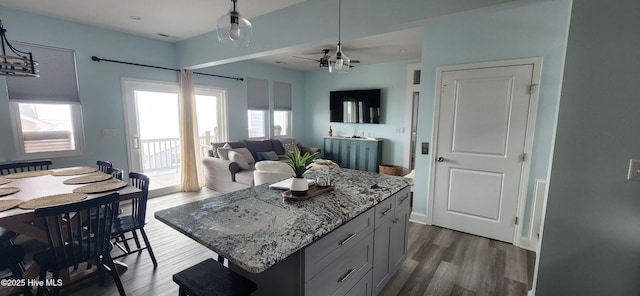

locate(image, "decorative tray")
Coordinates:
283 184 335 201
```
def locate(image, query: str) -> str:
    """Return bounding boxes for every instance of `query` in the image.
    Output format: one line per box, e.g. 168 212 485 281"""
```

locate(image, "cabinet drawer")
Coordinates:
374 197 395 229
305 232 373 296
395 187 411 211
305 210 374 281
343 270 372 296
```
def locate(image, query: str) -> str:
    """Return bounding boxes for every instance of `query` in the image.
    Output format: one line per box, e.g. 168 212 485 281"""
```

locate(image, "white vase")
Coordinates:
290 177 309 196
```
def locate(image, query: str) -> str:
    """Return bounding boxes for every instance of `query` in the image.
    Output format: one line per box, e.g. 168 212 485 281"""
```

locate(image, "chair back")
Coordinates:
128 172 150 227
0 160 52 175
34 193 119 270
111 167 123 180
96 160 113 174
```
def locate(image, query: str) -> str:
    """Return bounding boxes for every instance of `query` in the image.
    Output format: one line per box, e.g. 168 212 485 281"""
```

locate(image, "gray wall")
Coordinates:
535 0 640 294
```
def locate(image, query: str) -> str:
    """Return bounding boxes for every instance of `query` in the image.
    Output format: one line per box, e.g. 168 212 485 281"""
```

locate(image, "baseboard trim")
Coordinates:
410 212 429 225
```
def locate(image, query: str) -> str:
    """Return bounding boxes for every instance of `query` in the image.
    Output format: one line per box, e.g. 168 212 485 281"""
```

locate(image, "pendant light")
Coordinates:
217 0 252 47
328 0 350 74
0 19 38 77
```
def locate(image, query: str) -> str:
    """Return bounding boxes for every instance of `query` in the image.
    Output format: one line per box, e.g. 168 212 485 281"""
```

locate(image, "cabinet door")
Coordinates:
372 220 392 295
390 204 410 274
356 141 372 172
324 138 334 160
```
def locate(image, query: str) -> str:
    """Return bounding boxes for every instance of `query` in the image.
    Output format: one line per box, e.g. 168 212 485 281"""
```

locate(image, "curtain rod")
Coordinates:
90 56 244 81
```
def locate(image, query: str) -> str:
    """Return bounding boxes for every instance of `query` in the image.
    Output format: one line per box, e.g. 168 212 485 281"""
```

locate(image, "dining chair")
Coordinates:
96 160 113 174
0 245 33 296
0 227 18 247
0 160 52 175
112 172 157 267
33 193 126 296
111 167 123 180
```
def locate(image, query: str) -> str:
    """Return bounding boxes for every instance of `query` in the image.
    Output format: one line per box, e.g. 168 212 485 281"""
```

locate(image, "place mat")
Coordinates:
52 167 98 176
63 173 112 185
0 187 20 197
0 199 23 212
19 193 88 210
73 179 128 194
4 170 52 179
0 179 10 185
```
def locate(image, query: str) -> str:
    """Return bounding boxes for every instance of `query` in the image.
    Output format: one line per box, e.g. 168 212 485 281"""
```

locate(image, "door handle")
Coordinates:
436 157 445 162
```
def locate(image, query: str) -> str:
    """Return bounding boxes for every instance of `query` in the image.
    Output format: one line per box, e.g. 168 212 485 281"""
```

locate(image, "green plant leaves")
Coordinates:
285 145 320 177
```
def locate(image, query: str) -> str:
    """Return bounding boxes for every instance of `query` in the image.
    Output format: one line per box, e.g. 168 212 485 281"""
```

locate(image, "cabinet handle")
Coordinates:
339 233 356 245
382 207 392 216
399 195 409 204
393 218 399 224
338 268 355 283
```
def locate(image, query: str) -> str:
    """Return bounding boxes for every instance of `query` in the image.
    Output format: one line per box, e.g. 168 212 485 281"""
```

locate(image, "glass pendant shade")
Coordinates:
328 44 350 74
217 0 252 47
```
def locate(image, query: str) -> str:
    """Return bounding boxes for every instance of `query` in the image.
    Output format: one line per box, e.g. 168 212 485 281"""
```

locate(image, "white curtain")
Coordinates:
178 70 203 191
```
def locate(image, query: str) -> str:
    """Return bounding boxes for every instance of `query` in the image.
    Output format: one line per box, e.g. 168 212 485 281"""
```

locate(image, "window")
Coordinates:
11 102 83 154
247 77 269 138
248 110 268 138
273 81 292 137
7 43 84 159
273 110 291 136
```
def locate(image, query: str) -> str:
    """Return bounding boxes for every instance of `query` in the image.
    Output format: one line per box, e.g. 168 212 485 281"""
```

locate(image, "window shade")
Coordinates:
273 81 292 111
6 43 80 102
246 77 268 110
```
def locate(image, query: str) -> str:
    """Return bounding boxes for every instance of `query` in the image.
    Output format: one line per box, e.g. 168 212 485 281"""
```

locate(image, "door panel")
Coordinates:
433 63 534 243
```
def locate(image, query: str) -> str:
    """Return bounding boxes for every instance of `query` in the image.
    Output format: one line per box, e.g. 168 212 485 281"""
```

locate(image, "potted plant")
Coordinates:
285 145 320 196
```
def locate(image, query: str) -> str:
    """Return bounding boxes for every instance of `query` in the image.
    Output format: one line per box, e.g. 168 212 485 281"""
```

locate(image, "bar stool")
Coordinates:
173 258 257 296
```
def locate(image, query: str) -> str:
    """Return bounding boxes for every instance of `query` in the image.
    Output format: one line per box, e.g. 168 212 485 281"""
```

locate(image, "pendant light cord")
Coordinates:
338 0 342 44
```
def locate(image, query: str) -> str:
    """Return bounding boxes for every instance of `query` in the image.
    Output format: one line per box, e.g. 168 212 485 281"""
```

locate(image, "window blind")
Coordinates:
6 43 80 103
246 77 268 110
273 81 292 111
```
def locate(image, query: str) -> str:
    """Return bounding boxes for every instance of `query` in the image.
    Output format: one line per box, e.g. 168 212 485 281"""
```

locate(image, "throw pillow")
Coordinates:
283 143 297 155
232 147 255 164
217 143 233 160
228 151 250 170
256 151 280 161
264 151 279 161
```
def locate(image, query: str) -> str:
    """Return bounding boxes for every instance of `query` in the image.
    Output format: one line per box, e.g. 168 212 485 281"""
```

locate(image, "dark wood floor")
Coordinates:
3 190 534 296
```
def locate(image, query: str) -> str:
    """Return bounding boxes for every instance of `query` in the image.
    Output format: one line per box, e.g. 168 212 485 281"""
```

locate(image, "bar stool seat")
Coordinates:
173 258 257 296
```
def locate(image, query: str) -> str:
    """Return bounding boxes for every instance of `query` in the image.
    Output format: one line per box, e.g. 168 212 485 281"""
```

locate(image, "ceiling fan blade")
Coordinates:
292 56 320 62
351 60 361 63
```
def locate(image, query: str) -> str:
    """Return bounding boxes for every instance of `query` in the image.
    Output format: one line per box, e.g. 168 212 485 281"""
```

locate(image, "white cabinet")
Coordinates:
372 187 411 295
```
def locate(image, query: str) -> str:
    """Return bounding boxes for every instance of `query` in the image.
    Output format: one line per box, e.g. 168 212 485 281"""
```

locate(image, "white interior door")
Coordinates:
432 61 537 243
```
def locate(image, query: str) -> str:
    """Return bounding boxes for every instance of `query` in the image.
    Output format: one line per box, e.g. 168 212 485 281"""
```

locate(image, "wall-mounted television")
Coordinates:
330 89 381 124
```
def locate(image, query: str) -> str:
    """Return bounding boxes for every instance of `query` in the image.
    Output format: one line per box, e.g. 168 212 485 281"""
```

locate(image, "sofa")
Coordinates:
202 138 320 193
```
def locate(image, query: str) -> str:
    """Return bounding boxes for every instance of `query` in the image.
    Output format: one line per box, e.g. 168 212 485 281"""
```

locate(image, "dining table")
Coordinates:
0 166 141 295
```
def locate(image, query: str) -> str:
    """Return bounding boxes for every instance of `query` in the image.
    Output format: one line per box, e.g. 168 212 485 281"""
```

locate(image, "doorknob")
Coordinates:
436 157 445 162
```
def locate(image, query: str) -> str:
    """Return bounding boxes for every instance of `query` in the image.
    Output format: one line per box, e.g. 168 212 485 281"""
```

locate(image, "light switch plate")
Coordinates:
627 159 640 181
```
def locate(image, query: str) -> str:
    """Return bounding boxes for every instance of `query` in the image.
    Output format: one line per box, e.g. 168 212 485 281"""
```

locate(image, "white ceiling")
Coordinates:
0 0 423 71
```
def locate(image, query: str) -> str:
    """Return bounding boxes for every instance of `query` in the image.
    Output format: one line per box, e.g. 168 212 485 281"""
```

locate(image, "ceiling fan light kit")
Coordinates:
328 42 350 73
0 19 39 77
217 0 252 47
328 0 350 74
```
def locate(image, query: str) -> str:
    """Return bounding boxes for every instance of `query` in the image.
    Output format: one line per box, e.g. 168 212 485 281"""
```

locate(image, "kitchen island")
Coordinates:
155 167 411 296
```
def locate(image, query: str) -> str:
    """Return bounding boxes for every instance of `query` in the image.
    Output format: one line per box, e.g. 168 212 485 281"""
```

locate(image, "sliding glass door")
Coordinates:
122 79 227 196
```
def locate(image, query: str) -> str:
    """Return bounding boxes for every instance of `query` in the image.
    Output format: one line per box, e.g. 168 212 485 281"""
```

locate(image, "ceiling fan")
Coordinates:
292 49 360 68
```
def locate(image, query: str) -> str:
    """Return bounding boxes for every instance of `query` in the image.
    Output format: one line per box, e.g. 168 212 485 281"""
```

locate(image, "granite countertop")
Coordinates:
154 167 410 273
